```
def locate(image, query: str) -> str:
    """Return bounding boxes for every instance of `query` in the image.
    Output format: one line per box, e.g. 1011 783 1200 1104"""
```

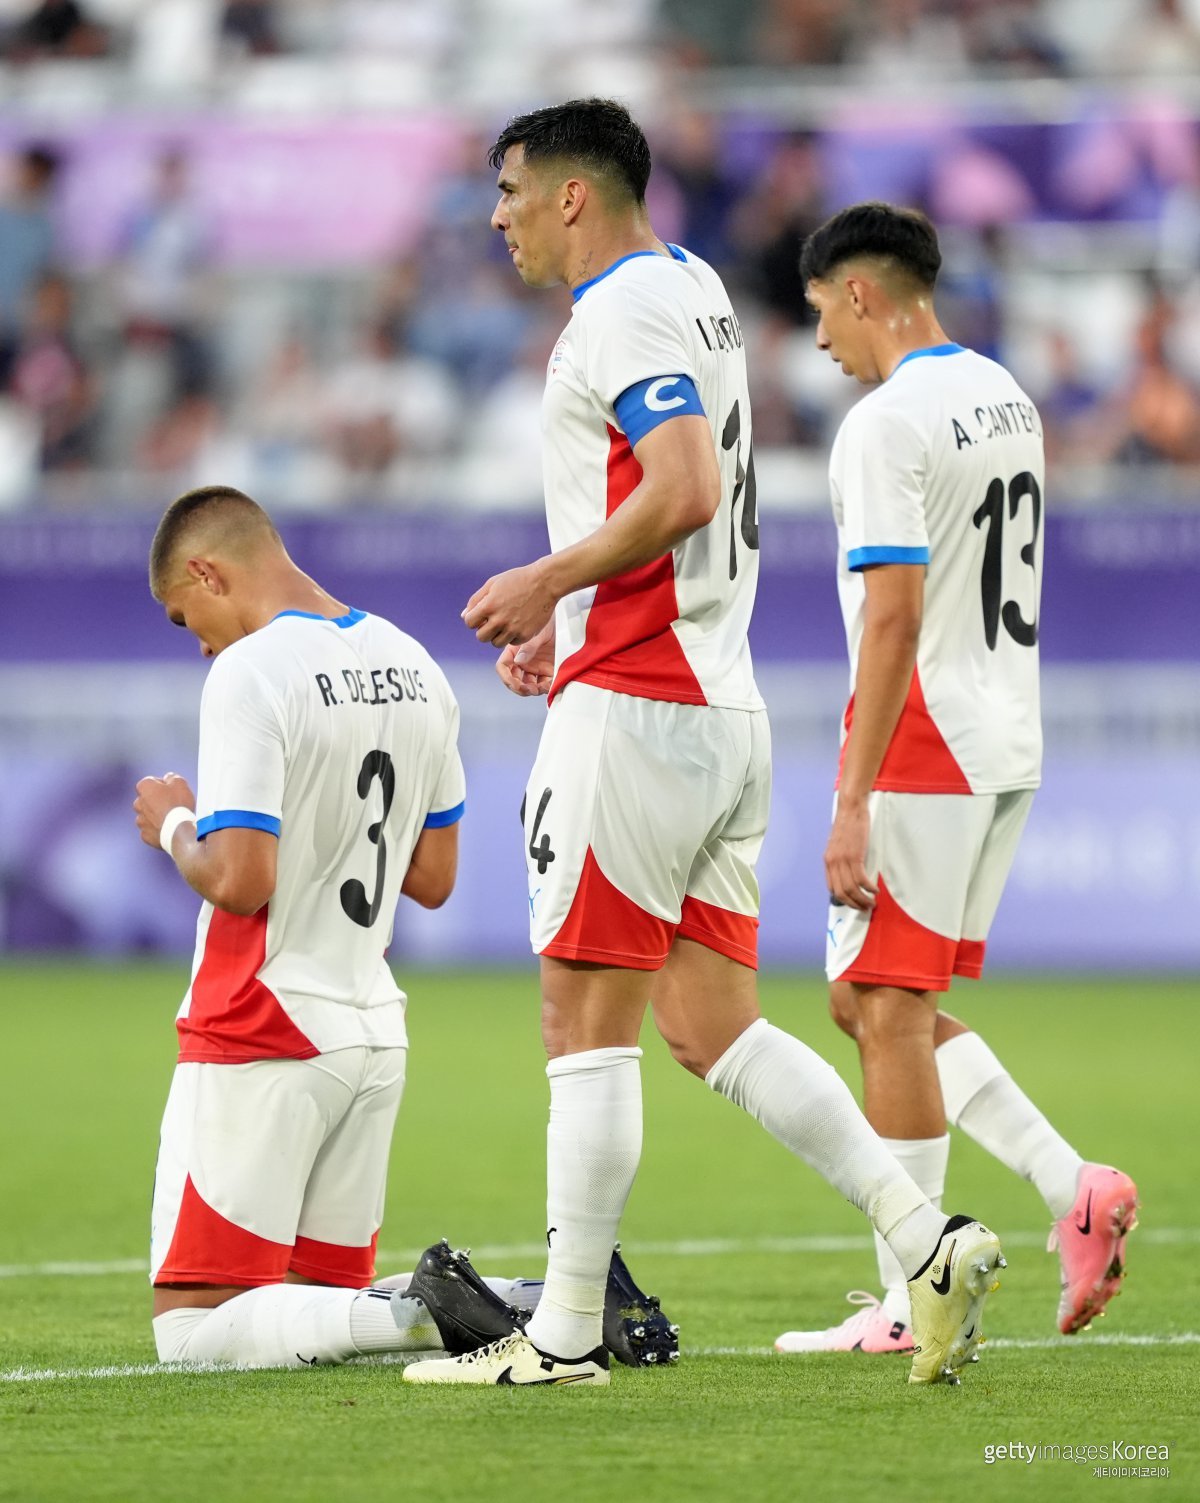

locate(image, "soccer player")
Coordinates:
134 485 468 1369
405 100 1003 1390
774 204 1138 1359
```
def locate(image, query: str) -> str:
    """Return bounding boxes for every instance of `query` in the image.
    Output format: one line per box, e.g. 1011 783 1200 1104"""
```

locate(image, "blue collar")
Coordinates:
271 607 366 628
892 343 966 374
572 244 688 302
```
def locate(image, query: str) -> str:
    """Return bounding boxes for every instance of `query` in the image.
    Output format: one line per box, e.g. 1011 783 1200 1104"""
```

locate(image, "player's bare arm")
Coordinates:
826 563 924 910
463 414 719 649
400 823 459 909
135 772 277 914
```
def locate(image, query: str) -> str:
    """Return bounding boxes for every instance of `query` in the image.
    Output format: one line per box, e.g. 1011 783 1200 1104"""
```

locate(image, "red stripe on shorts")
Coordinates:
677 895 759 969
837 875 958 993
954 937 987 979
541 846 674 971
154 1174 292 1287
291 1232 380 1289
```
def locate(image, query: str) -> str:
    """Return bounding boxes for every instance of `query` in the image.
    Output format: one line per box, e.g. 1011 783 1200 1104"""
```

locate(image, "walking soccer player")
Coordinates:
774 203 1137 1359
404 99 1005 1390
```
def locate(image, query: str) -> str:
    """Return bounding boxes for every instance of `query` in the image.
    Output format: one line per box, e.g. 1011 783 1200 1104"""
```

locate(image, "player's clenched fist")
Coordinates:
462 561 557 648
134 772 196 849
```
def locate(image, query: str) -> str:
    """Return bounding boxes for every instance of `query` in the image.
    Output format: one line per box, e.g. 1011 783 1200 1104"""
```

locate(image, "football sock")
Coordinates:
705 1019 943 1277
873 1135 949 1325
523 1046 643 1360
936 1032 1084 1220
152 1284 439 1367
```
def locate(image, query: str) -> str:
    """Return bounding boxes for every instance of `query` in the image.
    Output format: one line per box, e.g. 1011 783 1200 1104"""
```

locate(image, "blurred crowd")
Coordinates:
1 0 1199 510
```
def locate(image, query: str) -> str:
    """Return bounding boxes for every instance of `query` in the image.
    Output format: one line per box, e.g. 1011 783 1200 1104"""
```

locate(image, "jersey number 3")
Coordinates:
973 471 1041 651
340 749 395 928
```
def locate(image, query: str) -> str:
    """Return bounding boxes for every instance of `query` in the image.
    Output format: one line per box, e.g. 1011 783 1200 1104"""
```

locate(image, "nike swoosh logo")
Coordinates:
930 1240 956 1297
495 1367 592 1386
1076 1191 1093 1236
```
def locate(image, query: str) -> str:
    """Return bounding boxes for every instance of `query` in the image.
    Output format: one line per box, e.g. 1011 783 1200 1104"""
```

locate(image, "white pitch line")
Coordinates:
4 1334 1197 1385
1 1227 1194 1281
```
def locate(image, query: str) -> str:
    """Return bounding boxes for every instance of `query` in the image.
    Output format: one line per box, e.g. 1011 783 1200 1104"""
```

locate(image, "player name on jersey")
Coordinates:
952 399 1043 449
315 665 428 708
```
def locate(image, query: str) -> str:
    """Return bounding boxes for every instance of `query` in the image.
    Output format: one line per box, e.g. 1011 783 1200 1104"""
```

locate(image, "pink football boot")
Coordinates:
775 1291 913 1354
1048 1163 1139 1334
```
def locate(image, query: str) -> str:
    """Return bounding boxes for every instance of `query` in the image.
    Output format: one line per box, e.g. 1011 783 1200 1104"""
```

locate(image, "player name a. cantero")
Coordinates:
982 1440 1170 1466
314 666 428 709
952 399 1042 448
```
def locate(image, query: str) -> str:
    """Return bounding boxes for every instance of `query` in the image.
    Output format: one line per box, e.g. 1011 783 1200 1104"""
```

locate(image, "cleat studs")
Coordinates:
997 1256 1007 1269
669 1324 680 1336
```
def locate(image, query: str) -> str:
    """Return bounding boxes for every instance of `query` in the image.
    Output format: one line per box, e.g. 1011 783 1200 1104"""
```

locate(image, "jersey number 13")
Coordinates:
973 471 1041 651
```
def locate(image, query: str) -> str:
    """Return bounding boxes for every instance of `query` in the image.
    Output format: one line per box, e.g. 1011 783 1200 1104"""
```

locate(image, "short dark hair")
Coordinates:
800 202 942 290
149 484 279 598
488 98 652 206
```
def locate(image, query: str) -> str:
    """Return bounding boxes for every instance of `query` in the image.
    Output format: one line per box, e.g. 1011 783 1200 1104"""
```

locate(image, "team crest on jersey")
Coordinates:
548 340 567 377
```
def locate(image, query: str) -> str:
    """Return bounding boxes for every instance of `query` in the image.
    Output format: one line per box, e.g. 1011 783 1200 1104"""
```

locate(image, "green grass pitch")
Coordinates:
1 963 1195 1502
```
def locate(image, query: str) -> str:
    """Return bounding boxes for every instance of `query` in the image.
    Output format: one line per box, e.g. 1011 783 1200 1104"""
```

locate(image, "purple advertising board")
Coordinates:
2 508 1199 665
2 508 1198 966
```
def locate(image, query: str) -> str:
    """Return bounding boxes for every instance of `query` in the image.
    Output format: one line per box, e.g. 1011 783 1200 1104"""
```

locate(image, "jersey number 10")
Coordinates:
973 471 1041 651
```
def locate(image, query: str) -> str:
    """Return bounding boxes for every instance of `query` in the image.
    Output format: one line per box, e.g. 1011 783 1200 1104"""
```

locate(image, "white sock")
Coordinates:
936 1032 1083 1220
152 1285 438 1367
874 1135 949 1326
523 1046 643 1360
706 1019 944 1277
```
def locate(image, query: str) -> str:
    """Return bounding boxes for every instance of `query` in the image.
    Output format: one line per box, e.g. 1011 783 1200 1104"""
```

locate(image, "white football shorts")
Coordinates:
523 682 770 971
150 1045 405 1288
826 789 1034 992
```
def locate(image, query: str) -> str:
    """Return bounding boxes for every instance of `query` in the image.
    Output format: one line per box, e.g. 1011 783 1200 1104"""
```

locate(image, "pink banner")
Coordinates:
2 116 464 267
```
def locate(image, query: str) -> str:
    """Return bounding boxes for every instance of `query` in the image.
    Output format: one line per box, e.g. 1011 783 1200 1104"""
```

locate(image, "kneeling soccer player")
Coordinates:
135 484 474 1368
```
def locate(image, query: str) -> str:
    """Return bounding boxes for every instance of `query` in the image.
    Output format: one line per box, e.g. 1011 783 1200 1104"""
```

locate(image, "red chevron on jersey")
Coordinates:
839 665 971 794
550 427 706 706
179 906 320 1065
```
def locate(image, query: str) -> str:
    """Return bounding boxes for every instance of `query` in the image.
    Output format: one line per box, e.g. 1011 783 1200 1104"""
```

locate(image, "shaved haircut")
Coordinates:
149 485 281 599
800 202 942 293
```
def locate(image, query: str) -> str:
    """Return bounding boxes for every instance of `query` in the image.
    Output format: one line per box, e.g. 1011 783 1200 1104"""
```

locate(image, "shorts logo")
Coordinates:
645 377 686 412
528 788 556 876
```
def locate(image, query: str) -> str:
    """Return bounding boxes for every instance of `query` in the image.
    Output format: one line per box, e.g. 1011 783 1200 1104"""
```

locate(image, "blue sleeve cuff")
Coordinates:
847 545 930 571
614 374 705 448
424 800 465 830
196 809 282 840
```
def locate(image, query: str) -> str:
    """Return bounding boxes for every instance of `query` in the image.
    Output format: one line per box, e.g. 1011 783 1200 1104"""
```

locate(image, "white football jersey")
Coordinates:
177 608 465 1063
542 246 763 711
830 344 1043 794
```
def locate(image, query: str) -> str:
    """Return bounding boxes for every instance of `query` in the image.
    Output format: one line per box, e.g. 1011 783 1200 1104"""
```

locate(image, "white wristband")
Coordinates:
160 806 197 856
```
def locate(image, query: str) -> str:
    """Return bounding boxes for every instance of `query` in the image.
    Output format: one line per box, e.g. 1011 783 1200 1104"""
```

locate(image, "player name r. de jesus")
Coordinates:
314 665 428 708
